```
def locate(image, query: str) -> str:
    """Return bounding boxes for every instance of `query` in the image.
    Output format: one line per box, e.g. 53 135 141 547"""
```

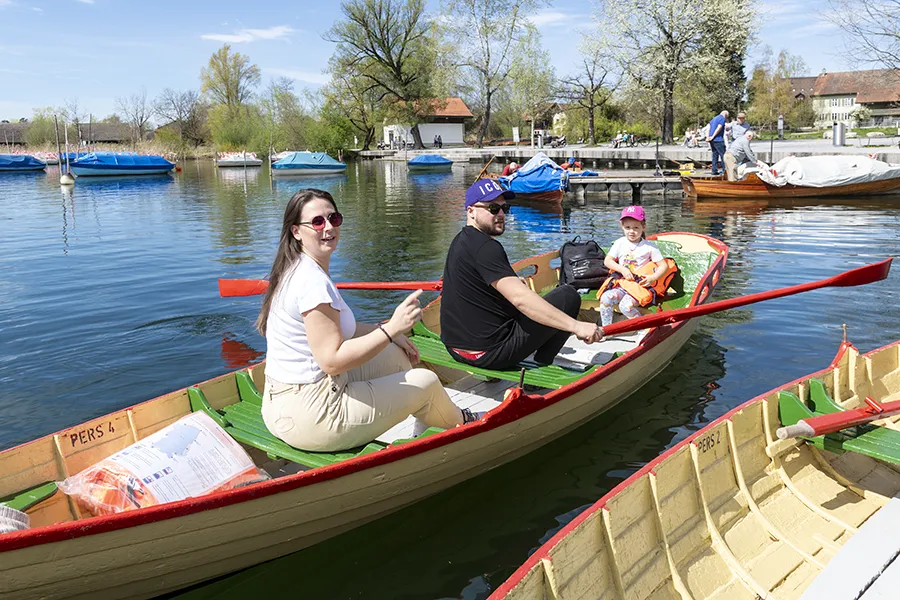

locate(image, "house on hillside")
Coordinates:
810 70 900 128
383 97 473 147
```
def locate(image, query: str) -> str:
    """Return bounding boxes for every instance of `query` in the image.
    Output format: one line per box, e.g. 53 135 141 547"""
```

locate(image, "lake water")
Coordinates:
1 160 898 599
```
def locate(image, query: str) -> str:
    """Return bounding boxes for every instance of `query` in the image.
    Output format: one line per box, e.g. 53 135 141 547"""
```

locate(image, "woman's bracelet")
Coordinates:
377 323 393 343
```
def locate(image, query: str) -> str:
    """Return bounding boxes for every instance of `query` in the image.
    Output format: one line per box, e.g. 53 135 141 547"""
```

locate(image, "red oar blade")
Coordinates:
218 278 443 297
601 258 892 338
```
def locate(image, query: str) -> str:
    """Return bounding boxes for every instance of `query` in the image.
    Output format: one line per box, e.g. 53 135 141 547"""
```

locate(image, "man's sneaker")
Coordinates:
461 408 486 424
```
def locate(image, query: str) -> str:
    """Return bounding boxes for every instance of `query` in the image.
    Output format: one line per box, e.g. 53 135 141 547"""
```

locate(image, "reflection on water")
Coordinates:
1 161 898 599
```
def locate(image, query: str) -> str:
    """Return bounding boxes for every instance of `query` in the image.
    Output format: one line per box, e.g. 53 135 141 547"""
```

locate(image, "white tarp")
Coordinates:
756 155 900 187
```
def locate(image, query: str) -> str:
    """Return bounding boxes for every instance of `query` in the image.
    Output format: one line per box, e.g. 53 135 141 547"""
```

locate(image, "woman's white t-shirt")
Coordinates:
608 237 664 272
264 254 357 384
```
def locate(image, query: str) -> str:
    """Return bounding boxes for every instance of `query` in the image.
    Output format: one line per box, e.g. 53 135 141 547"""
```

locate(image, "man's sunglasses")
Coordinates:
299 212 344 230
475 203 512 215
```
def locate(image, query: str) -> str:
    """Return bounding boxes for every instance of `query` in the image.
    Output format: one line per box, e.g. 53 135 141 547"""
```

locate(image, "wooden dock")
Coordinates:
567 173 685 200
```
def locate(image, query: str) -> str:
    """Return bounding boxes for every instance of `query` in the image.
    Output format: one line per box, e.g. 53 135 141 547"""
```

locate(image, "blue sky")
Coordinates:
0 0 849 121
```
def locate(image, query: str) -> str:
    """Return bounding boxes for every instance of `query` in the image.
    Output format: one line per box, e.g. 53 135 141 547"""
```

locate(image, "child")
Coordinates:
599 205 668 327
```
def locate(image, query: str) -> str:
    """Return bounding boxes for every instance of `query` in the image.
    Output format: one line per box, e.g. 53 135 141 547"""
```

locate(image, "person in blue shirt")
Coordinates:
706 110 729 176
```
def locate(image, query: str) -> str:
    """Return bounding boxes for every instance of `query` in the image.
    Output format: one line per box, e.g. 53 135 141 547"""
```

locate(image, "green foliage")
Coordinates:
24 108 57 146
746 48 811 129
207 105 269 153
201 45 261 109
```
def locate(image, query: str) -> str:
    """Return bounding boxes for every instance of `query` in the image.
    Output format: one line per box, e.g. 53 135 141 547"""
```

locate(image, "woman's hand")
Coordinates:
392 332 420 363
386 289 424 336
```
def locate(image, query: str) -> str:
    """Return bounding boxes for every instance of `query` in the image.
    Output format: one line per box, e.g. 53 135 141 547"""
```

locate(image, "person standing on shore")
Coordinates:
706 110 729 176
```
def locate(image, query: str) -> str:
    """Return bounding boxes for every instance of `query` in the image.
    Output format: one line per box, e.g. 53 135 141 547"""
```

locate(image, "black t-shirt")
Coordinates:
440 226 518 351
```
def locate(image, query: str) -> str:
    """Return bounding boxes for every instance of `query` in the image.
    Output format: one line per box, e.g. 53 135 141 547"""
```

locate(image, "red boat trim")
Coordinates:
488 339 900 599
0 233 728 554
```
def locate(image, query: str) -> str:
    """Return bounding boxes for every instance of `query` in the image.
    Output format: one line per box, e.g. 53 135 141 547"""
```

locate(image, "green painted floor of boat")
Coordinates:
779 378 900 464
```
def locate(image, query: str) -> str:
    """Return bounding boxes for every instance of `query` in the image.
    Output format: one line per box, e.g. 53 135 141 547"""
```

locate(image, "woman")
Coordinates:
257 189 472 452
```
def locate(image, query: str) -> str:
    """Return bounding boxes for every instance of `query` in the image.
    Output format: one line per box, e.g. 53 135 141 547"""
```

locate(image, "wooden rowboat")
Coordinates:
491 338 900 600
682 172 900 199
0 232 726 599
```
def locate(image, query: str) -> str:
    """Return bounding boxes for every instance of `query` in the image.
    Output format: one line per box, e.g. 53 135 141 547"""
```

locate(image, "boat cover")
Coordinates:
499 152 568 194
272 152 346 170
408 154 452 166
0 154 46 169
757 155 900 187
71 153 174 168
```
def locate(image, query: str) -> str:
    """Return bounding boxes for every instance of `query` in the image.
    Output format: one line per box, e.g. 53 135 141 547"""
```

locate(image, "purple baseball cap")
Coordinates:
620 205 646 221
465 178 515 208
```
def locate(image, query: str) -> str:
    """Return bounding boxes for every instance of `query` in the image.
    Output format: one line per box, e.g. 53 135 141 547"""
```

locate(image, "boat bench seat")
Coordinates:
779 378 900 464
189 372 442 470
410 323 596 390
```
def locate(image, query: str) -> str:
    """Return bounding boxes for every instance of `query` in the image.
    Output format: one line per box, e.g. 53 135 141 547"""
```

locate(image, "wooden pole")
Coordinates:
54 115 63 166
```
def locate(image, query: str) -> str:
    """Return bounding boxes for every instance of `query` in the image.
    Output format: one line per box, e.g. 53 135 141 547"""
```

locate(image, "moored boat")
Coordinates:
683 155 900 199
31 152 59 165
0 154 46 172
491 337 900 600
216 151 263 168
70 153 175 177
271 151 347 176
408 154 453 172
0 232 727 599
498 152 568 202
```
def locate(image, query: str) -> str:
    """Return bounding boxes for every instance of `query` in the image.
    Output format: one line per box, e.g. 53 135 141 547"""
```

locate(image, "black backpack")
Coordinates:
559 236 609 289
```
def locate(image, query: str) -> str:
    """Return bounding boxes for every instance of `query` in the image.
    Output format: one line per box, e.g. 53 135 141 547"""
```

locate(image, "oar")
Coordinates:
776 396 900 440
476 155 496 181
600 258 892 338
218 278 443 297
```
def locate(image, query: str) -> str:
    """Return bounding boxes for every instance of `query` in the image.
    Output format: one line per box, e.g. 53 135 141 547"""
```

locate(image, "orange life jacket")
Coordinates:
596 258 678 307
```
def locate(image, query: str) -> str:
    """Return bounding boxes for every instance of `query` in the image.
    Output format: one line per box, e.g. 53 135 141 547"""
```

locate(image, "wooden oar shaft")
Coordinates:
777 397 900 439
600 258 892 338
218 278 442 297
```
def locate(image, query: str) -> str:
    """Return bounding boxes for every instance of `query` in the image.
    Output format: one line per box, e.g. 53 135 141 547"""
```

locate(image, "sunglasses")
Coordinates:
299 212 344 230
475 203 511 215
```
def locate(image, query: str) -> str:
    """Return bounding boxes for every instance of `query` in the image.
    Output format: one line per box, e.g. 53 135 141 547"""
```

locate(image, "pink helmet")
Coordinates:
620 205 646 221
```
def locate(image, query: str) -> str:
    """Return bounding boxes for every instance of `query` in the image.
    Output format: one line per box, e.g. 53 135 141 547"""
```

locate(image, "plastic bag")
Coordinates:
58 412 268 517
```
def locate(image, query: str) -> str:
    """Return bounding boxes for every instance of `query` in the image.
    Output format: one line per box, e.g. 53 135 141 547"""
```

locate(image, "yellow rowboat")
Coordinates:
490 338 900 600
0 232 727 600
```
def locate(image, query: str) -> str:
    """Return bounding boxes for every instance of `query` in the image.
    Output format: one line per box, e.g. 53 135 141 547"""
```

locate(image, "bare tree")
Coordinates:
154 88 205 145
510 28 556 148
557 41 617 145
117 88 153 146
829 0 900 70
62 97 87 145
442 0 543 147
326 0 440 149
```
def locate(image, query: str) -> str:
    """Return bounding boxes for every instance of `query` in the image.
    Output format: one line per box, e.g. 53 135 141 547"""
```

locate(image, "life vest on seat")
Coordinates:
596 258 678 307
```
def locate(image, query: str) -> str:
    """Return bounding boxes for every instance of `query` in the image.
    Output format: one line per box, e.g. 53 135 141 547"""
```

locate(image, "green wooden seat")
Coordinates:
411 323 596 390
0 481 58 512
778 378 900 464
189 372 387 469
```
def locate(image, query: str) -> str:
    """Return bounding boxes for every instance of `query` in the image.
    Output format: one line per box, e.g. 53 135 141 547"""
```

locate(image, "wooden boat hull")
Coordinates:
491 339 900 600
512 189 565 203
0 233 727 599
682 172 900 198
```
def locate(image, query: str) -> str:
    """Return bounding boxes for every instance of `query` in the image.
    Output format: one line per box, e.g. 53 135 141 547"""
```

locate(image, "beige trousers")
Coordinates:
261 344 462 452
723 152 738 181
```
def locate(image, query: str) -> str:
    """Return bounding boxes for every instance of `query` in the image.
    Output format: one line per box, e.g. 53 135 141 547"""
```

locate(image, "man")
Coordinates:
706 110 729 176
500 161 519 177
729 112 750 147
440 179 603 371
723 130 767 181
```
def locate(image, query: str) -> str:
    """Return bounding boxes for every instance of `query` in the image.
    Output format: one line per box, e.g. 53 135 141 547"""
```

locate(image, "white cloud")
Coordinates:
264 67 329 85
526 10 570 27
201 25 293 43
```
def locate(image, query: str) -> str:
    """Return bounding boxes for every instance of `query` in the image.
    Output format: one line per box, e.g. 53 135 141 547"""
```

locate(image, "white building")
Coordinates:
383 97 473 147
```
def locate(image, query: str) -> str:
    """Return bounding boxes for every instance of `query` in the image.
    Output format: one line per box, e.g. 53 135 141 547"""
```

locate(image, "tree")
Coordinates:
441 0 542 147
509 28 556 148
154 88 206 146
326 0 441 149
116 87 153 146
747 49 811 132
591 0 754 143
62 97 87 144
323 70 382 149
850 105 873 127
24 108 57 146
828 0 900 70
200 44 261 109
557 40 616 145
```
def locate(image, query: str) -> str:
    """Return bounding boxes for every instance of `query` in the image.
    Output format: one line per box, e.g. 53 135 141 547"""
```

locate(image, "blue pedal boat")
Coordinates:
407 154 453 172
0 154 46 172
70 153 175 177
271 151 347 176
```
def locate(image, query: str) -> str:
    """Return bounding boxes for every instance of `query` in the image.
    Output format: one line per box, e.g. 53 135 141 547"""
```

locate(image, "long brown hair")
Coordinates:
255 188 338 335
